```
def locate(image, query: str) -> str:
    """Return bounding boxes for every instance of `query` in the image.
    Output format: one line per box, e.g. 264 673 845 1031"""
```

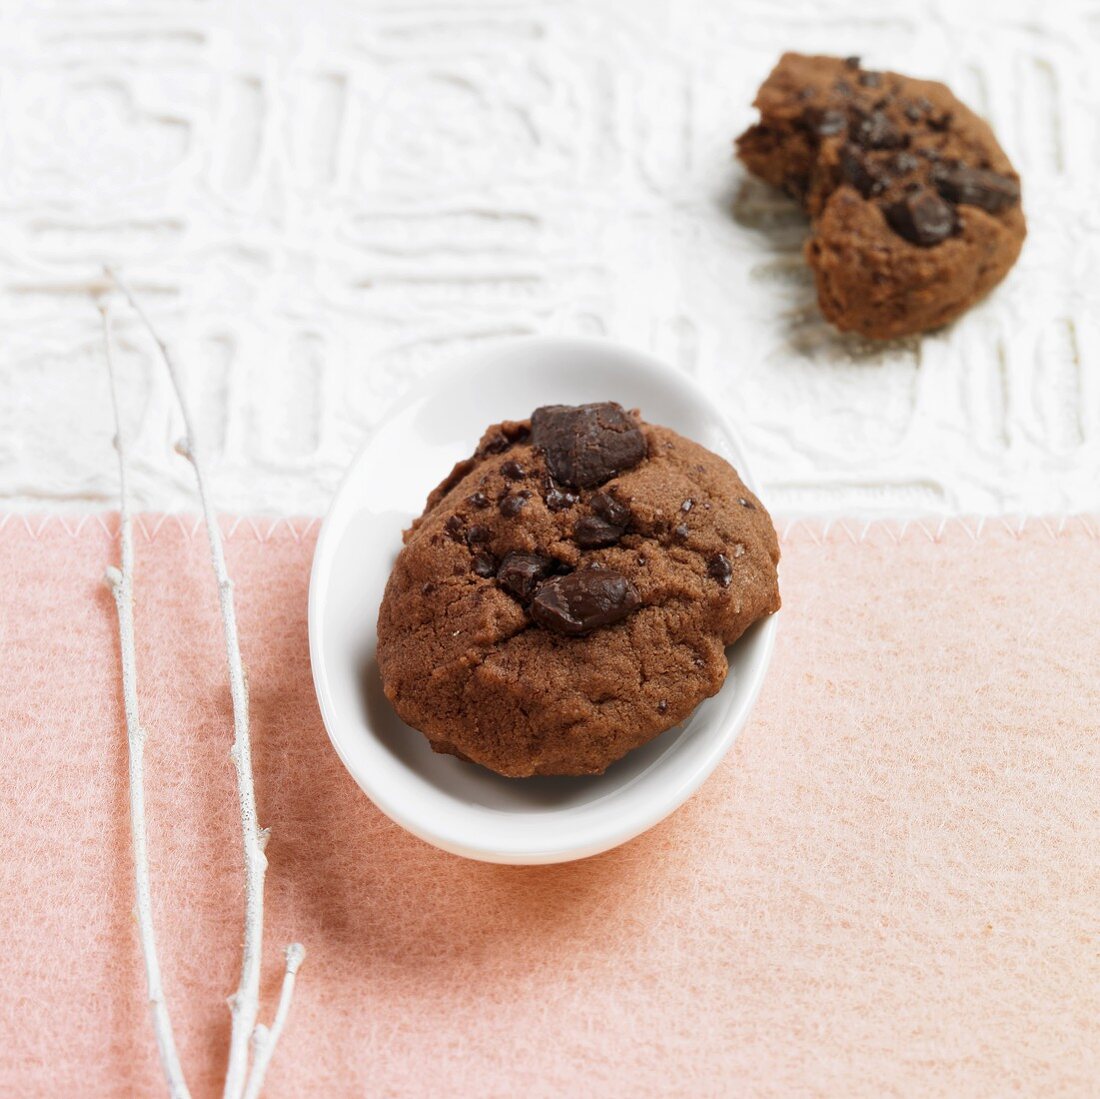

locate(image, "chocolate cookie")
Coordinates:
737 53 1026 339
376 403 780 777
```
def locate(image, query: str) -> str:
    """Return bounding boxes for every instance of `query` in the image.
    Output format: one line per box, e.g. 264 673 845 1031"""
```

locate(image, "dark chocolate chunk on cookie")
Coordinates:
852 108 904 150
472 552 497 578
499 492 529 517
497 552 557 603
530 569 640 637
591 491 632 528
574 490 631 548
806 107 847 137
574 514 625 548
543 480 578 512
839 144 885 197
932 163 1020 213
885 188 956 246
530 402 647 489
707 554 733 587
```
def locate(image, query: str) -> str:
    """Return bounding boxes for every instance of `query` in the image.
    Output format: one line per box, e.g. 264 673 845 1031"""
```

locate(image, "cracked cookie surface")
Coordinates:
376 403 781 777
737 53 1026 339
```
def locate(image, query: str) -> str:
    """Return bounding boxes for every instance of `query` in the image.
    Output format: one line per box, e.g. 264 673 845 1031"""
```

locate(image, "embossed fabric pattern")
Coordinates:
1 0 1096 518
0 516 1095 1097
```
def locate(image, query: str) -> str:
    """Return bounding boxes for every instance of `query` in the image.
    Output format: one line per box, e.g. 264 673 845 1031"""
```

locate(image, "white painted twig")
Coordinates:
100 305 193 1099
105 268 302 1099
241 943 306 1099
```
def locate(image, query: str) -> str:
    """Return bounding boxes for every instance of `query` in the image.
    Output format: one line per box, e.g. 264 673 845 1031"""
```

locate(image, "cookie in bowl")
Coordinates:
736 52 1025 339
376 402 780 777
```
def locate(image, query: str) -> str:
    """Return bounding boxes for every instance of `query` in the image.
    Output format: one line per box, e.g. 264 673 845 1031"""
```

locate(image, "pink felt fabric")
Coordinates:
0 514 1096 1097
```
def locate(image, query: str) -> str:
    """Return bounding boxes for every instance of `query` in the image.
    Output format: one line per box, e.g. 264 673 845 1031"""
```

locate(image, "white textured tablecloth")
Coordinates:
4 0 1097 517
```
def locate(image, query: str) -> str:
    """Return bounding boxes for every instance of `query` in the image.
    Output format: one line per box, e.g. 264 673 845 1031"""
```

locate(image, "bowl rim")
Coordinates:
307 334 778 863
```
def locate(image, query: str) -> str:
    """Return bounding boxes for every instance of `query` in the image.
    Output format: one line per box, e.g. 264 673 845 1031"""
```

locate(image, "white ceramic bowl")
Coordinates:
308 336 777 864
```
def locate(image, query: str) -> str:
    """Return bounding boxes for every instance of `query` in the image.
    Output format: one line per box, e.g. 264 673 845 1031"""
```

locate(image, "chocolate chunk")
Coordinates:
496 552 557 603
575 514 624 548
884 187 957 246
591 491 631 529
858 71 882 88
501 460 526 481
839 144 884 197
530 402 647 489
928 111 953 133
844 55 861 70
817 108 848 137
657 699 668 714
904 103 921 123
680 499 694 513
805 107 847 137
543 478 578 511
477 422 529 457
444 515 465 541
738 497 756 509
673 523 690 541
466 524 491 545
852 109 904 150
708 554 733 587
498 492 529 518
472 552 496 578
467 491 489 509
530 569 641 636
478 432 510 456
932 164 1020 213
892 151 919 174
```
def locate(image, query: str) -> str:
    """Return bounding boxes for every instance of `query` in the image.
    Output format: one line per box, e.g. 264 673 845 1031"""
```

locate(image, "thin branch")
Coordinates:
100 304 192 1099
104 267 301 1099
241 944 306 1099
